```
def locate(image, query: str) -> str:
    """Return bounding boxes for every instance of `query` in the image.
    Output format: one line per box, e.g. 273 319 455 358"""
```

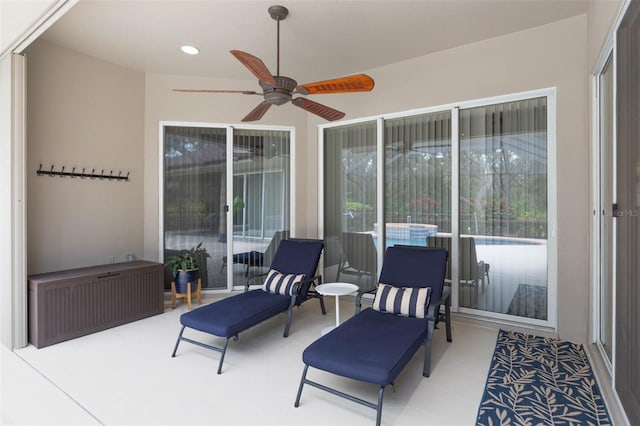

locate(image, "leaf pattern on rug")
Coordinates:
476 330 612 426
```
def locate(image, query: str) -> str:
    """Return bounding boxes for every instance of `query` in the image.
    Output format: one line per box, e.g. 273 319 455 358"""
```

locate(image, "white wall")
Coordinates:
25 40 145 273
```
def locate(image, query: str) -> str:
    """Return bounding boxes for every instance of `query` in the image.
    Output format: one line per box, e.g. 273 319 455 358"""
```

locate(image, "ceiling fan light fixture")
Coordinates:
180 45 200 55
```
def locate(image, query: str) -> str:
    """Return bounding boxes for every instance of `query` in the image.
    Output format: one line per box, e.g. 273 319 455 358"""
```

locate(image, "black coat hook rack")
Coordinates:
37 164 130 181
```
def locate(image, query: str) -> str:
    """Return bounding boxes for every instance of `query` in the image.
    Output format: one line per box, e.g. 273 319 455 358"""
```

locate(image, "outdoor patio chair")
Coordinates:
172 238 325 374
322 234 344 281
336 231 377 287
427 235 490 287
294 245 449 426
219 230 289 276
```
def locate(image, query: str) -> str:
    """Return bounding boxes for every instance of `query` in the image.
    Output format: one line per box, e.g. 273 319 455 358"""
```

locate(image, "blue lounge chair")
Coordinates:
294 245 449 426
172 238 325 374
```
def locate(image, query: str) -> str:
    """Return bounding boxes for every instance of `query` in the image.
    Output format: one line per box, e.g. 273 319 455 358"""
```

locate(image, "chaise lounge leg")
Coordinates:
294 364 309 407
376 386 385 426
355 292 363 314
283 296 297 337
319 294 327 315
445 302 452 342
423 319 435 377
171 326 185 357
312 278 327 315
217 336 232 375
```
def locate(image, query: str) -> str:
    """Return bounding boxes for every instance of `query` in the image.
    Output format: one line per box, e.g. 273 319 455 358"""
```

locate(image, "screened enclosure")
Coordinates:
321 91 553 324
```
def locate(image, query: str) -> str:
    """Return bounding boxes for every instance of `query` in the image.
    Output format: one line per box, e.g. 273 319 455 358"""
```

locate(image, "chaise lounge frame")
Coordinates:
171 239 325 374
294 245 450 426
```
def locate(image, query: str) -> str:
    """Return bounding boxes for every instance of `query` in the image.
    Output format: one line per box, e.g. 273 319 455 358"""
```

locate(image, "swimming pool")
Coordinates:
381 236 543 248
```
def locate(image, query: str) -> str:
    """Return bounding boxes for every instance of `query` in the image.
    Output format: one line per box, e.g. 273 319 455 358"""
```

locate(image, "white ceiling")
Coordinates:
41 0 589 84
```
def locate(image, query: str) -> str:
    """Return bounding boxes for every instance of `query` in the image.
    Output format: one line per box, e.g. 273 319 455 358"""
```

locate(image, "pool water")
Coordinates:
381 237 542 248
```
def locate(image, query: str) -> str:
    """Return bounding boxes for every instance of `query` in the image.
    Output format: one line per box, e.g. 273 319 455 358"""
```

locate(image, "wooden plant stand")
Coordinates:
171 278 202 310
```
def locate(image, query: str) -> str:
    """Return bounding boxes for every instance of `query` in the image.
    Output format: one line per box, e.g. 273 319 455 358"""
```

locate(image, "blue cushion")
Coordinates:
262 269 305 296
379 246 447 302
302 308 428 385
180 290 291 337
270 239 324 302
372 283 431 318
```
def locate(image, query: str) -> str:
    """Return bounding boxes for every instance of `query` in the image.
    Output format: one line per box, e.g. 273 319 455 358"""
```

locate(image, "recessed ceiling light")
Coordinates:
180 45 199 55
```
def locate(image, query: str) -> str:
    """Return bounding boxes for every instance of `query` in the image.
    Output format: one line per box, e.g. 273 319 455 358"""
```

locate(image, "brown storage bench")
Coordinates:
28 260 164 348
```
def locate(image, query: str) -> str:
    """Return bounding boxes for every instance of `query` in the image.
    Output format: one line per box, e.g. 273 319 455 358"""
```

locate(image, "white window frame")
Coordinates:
318 87 557 330
591 46 616 377
159 121 295 292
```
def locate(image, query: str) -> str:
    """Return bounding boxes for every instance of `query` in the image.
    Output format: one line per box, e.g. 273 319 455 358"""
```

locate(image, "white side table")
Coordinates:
315 282 359 335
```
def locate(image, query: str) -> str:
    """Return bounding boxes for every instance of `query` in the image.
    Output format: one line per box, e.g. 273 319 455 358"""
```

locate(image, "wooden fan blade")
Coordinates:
173 89 260 95
230 50 277 85
295 74 374 95
242 102 272 122
292 98 345 121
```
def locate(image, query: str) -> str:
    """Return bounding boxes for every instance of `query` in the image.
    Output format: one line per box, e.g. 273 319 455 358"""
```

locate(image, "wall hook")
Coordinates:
37 164 130 182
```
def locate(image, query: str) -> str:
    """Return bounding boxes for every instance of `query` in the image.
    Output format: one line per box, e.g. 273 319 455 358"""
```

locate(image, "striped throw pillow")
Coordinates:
372 283 431 318
262 269 306 296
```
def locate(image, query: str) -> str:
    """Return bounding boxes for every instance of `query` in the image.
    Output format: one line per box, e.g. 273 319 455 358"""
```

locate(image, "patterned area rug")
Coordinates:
477 330 612 426
506 284 547 320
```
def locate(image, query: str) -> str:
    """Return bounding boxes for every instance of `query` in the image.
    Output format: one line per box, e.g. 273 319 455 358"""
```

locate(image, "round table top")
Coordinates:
315 282 359 296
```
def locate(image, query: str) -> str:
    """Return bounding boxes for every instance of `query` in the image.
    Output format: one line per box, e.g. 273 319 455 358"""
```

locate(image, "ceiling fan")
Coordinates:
173 5 374 122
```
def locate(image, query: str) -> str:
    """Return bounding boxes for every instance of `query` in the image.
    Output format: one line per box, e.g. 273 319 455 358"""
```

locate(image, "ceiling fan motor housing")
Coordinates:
260 76 297 105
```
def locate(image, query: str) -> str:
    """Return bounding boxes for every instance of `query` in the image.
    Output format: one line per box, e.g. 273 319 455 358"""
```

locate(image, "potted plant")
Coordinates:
165 242 211 294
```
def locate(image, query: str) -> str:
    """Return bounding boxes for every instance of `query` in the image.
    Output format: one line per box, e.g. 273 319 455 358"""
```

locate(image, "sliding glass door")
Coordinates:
596 53 615 363
459 97 549 317
163 125 228 290
229 129 291 285
615 3 640 418
323 121 378 291
321 89 555 326
163 125 291 290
